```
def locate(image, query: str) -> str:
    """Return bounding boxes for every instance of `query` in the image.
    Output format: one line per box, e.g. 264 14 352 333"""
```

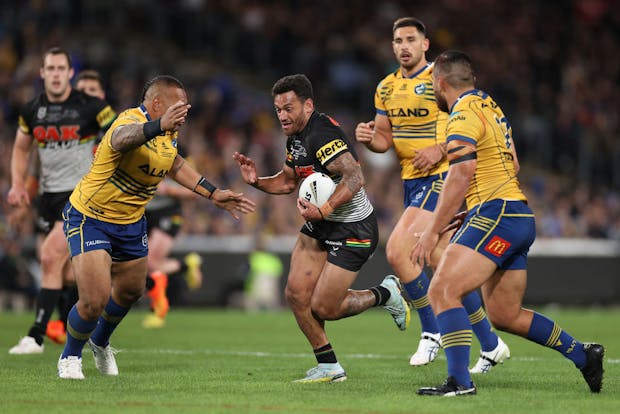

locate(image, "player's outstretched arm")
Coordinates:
233 152 297 195
168 155 256 220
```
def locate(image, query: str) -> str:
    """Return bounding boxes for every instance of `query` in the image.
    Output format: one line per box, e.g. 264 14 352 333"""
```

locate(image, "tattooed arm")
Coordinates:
298 152 365 221
111 101 190 152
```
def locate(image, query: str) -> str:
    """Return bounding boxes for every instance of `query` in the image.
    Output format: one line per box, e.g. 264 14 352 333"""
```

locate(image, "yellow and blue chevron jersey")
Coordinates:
69 105 178 224
374 63 448 180
446 89 527 209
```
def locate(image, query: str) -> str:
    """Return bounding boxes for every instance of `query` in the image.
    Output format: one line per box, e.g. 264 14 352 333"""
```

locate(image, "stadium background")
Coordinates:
0 0 618 307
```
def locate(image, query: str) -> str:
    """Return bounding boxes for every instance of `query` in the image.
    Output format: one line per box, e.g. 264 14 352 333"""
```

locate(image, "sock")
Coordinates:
527 312 586 368
404 271 439 334
28 288 62 345
62 306 97 358
437 307 473 387
369 285 390 306
90 297 130 347
314 343 338 364
145 274 155 291
462 291 498 352
58 285 79 326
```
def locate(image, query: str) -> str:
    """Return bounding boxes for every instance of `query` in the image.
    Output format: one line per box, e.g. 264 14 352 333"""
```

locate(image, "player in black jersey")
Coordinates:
8 47 116 355
234 74 411 383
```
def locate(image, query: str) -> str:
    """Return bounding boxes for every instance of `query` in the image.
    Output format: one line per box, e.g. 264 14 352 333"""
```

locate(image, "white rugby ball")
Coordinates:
298 172 336 207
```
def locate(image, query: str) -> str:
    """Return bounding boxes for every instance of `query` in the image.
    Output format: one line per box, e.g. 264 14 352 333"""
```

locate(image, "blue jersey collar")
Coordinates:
450 89 484 113
139 104 152 121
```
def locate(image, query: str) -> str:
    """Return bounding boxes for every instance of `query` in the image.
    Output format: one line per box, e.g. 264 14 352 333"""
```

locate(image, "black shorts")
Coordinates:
36 191 72 234
145 204 184 237
300 212 378 272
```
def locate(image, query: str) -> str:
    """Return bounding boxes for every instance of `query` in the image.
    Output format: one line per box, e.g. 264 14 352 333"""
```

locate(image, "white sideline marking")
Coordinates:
128 349 619 363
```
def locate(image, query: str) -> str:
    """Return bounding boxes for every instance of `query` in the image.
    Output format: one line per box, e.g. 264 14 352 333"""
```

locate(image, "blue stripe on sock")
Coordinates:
62 306 97 358
461 291 498 352
437 307 473 387
527 312 586 368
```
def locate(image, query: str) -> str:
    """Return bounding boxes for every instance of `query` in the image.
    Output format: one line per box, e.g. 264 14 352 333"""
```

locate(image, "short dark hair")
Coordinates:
434 50 476 87
76 69 103 86
141 75 185 102
42 46 72 68
393 17 426 35
271 74 314 101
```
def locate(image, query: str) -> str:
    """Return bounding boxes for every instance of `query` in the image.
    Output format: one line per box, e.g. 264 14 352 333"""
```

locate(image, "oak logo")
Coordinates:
484 235 511 257
32 125 80 142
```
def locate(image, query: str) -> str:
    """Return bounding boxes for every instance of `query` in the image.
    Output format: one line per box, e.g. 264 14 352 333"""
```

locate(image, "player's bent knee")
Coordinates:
310 300 339 321
117 288 143 305
284 285 307 309
77 299 107 320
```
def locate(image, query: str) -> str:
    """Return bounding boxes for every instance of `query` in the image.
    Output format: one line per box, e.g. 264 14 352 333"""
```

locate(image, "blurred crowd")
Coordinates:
1 0 619 256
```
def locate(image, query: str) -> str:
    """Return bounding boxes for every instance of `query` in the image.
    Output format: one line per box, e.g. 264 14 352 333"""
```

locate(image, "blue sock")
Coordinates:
90 297 130 347
437 307 473 387
527 312 586 368
403 271 439 334
462 291 498 352
62 306 98 358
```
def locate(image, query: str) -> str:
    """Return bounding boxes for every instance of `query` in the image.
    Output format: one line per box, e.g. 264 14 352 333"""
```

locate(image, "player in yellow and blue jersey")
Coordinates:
57 75 256 379
356 17 508 371
411 50 604 396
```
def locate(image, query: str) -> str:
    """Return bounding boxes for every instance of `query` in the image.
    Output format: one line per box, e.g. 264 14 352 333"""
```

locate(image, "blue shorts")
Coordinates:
403 172 447 211
63 202 148 261
451 199 535 270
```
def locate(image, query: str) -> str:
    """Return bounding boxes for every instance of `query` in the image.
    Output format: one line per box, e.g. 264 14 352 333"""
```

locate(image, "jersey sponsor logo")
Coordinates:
325 240 343 247
32 125 81 142
295 165 315 178
316 139 347 163
85 239 110 247
138 164 169 177
388 107 429 117
414 83 426 94
484 235 511 257
96 106 116 127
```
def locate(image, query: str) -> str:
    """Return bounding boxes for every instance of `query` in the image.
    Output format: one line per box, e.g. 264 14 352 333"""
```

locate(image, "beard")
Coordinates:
436 92 450 113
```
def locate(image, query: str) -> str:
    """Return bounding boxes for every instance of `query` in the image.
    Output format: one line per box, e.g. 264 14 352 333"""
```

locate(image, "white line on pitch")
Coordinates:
126 349 618 363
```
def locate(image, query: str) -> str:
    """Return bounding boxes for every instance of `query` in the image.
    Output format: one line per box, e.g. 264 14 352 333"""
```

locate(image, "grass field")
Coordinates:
0 307 618 413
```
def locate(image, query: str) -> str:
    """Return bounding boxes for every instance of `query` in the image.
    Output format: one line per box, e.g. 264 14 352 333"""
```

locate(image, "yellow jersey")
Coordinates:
374 63 448 180
69 105 178 224
446 89 527 209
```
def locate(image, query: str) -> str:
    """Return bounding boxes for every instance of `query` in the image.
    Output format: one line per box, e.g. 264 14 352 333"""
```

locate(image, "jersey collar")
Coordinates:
450 89 485 113
400 63 430 79
139 104 152 121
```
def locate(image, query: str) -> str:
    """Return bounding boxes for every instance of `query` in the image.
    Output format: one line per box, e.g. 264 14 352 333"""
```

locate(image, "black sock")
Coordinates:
28 288 62 345
145 274 154 290
314 343 338 364
58 285 79 326
370 285 390 306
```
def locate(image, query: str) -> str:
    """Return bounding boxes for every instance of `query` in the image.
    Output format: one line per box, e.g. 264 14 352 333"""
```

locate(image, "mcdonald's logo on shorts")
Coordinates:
484 235 511 257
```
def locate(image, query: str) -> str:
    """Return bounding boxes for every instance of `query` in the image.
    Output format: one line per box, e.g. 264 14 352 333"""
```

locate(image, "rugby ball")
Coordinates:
298 172 336 207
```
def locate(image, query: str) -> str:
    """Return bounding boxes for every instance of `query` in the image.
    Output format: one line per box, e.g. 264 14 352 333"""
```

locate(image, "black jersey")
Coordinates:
285 111 373 222
18 89 116 193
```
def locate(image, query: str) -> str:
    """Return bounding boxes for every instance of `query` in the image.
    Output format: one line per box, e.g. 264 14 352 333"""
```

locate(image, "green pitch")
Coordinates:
1 307 618 413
